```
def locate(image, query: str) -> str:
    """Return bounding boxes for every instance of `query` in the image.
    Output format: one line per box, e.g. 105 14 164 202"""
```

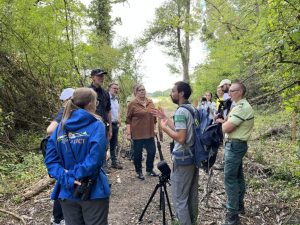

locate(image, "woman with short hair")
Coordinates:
126 84 159 180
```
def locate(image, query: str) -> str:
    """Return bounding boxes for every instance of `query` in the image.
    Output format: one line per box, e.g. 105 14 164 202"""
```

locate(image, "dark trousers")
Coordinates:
103 126 109 167
61 197 109 225
53 199 64 223
133 137 156 173
224 141 248 214
109 124 119 164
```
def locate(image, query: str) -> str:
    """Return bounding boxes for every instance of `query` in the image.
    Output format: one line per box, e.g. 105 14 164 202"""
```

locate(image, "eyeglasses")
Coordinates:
228 89 240 93
96 100 99 106
138 89 146 92
112 88 119 90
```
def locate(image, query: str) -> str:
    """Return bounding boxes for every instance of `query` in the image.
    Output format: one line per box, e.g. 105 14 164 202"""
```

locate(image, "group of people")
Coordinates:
44 70 254 225
196 79 254 225
44 69 160 225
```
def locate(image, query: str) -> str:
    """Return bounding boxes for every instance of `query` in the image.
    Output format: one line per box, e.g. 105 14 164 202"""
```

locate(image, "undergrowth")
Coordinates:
0 131 47 201
247 108 300 202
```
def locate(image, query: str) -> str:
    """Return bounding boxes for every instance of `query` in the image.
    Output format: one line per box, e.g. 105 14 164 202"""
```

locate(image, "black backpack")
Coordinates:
40 135 53 178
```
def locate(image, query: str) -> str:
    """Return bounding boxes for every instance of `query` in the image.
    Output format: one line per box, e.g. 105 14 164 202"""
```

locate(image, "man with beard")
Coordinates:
151 81 199 225
221 83 254 225
216 79 236 123
87 68 112 174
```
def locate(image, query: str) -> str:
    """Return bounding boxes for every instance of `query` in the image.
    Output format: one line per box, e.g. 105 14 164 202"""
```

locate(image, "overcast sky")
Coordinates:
81 0 206 93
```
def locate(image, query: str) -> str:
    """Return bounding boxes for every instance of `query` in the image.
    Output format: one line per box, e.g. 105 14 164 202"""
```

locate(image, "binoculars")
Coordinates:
72 178 95 201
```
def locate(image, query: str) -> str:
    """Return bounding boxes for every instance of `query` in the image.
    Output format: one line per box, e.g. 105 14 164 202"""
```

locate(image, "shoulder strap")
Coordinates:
65 130 78 164
178 104 195 117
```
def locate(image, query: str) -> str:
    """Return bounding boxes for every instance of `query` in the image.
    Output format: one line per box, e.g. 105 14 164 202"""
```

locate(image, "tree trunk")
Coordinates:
183 0 190 83
21 176 56 201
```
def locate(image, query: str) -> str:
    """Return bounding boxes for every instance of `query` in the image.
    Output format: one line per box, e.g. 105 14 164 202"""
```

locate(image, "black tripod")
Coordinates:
139 136 174 224
139 174 174 224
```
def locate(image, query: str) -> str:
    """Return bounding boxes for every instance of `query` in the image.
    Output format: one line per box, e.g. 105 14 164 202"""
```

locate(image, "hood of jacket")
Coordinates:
63 109 97 131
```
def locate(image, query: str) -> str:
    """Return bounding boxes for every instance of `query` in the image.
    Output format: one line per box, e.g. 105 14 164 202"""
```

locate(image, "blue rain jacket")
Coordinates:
45 109 110 201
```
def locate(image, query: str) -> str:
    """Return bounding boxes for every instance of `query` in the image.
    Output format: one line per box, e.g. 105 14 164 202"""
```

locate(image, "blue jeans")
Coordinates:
224 141 248 214
133 137 156 173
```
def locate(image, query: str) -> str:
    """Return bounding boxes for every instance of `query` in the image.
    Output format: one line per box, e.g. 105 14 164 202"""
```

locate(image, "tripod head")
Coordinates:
155 135 171 180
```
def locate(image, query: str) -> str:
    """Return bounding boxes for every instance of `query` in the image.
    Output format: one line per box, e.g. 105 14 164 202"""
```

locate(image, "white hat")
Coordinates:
60 88 75 101
218 79 231 87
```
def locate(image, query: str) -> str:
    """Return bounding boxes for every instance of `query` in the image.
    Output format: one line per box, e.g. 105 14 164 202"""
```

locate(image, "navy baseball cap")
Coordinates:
91 69 107 76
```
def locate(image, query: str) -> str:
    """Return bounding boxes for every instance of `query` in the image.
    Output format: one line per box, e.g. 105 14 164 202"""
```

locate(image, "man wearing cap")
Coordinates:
108 82 123 169
216 79 236 123
47 87 75 225
221 83 254 225
87 69 112 174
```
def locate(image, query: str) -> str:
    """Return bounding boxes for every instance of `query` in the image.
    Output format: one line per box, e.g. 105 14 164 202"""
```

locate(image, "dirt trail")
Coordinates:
0 136 299 224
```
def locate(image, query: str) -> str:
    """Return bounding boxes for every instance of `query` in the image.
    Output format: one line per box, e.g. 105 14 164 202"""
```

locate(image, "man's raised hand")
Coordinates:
151 107 166 119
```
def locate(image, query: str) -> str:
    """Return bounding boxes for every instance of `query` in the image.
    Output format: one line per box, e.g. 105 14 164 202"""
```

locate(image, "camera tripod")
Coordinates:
139 174 174 225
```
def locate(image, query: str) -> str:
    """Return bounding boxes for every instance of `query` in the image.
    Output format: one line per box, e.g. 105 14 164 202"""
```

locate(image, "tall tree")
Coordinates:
138 0 200 82
88 0 126 44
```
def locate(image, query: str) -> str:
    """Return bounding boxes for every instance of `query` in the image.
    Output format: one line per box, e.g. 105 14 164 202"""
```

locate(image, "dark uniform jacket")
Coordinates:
87 83 111 125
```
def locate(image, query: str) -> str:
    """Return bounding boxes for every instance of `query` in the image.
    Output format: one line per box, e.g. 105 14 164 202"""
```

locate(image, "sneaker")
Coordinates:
221 212 240 225
137 172 145 180
147 170 159 177
103 166 111 174
213 164 224 170
51 218 65 225
221 202 245 214
111 163 123 169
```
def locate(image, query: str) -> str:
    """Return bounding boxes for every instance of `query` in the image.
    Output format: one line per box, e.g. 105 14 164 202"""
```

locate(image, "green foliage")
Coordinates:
0 146 47 198
248 108 300 202
0 0 142 150
0 111 14 136
193 0 300 104
149 89 172 97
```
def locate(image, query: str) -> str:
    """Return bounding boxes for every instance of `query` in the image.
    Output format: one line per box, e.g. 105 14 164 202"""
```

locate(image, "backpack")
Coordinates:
40 135 53 178
180 105 223 172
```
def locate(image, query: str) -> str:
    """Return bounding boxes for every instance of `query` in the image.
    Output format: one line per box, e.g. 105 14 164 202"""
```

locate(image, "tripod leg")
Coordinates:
164 184 174 220
139 184 160 221
161 185 166 225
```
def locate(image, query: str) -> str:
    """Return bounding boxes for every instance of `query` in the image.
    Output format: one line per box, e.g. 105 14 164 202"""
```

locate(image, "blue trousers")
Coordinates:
133 137 156 173
53 199 64 223
224 141 248 214
103 125 119 166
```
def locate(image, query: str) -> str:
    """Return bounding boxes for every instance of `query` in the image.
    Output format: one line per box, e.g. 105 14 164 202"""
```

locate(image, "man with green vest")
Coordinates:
221 83 254 225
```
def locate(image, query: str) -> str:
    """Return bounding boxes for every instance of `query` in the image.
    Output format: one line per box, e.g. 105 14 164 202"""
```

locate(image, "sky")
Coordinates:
81 0 206 93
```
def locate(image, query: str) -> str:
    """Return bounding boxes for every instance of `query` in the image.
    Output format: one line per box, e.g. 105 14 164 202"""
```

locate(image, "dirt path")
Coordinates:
0 136 299 224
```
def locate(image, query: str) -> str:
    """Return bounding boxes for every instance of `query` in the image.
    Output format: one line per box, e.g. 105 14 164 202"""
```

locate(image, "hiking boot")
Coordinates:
147 170 159 177
221 202 245 214
103 166 111 174
111 162 123 169
221 212 240 225
137 172 145 180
